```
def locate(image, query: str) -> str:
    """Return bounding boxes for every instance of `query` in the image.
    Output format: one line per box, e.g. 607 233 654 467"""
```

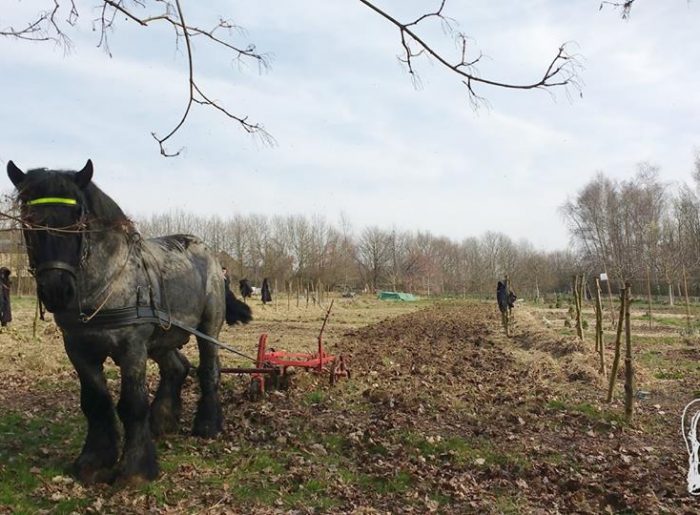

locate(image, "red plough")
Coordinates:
220 300 350 399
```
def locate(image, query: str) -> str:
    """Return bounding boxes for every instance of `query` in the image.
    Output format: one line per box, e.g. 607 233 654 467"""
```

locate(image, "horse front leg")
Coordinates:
64 342 119 484
115 342 158 484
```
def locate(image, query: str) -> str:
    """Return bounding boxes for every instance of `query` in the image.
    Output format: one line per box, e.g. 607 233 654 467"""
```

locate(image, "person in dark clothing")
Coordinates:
497 280 516 336
239 279 253 300
496 281 517 313
496 281 508 314
0 267 12 326
261 278 272 305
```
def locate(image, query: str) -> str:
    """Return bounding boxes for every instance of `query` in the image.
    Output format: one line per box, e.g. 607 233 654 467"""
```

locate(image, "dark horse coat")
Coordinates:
7 160 251 485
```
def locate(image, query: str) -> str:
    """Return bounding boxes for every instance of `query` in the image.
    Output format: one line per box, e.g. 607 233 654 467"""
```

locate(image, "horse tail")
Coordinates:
225 287 252 325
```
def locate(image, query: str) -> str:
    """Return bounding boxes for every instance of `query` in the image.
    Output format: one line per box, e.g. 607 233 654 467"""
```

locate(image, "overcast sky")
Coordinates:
1 1 699 250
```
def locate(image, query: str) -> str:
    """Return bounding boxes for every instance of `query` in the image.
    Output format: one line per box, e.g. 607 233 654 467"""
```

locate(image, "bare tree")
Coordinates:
357 226 391 291
2 0 581 155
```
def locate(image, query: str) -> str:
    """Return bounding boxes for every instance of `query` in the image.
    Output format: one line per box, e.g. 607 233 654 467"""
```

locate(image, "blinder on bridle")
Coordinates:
22 196 89 279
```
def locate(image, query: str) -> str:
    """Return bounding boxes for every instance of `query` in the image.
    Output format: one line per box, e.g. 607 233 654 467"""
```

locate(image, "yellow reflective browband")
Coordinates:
26 197 78 206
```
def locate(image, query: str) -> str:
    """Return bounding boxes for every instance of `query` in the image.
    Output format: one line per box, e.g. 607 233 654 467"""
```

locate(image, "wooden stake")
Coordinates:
595 278 605 375
603 265 616 328
646 267 652 329
683 265 692 330
504 275 511 337
573 275 584 341
624 283 634 422
606 286 626 403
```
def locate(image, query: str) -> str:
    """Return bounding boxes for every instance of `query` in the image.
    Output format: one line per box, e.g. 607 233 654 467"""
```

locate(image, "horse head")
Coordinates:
6 160 93 312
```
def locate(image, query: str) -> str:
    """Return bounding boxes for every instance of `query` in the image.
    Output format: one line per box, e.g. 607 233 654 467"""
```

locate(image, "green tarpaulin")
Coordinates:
377 291 417 301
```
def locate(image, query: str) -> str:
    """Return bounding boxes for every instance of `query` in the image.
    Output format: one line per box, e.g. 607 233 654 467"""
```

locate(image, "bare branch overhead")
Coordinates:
2 0 586 154
357 0 582 108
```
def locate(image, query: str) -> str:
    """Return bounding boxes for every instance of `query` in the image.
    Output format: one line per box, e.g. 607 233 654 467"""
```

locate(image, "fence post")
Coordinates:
624 282 634 422
606 286 626 403
595 278 606 375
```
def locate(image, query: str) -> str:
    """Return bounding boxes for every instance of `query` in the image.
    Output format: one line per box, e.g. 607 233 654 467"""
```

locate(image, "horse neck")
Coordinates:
78 227 137 305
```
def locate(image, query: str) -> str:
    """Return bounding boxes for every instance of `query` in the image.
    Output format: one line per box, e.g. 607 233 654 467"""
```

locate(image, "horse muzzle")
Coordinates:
35 262 78 312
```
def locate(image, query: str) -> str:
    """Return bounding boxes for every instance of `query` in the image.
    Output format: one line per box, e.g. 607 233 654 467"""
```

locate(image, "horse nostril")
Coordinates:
37 271 77 311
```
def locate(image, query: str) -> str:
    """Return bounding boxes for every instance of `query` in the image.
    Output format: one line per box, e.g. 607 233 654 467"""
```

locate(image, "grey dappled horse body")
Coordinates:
6 160 251 484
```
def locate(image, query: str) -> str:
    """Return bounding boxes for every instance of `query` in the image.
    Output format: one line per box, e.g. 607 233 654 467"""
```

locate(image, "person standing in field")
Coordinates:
0 267 12 327
261 278 272 305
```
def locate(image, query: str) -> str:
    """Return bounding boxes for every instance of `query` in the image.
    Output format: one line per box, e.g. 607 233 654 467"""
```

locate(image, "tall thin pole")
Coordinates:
624 283 634 422
606 286 626 403
683 265 692 330
646 267 653 329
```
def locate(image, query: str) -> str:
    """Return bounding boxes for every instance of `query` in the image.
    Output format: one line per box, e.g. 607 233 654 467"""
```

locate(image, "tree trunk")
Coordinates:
624 283 634 422
668 282 674 306
606 287 626 403
684 266 692 330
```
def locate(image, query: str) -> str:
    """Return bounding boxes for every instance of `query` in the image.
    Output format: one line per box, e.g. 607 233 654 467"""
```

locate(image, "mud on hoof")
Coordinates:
72 452 117 485
112 450 159 485
111 469 159 488
150 403 181 438
192 414 223 438
192 395 223 438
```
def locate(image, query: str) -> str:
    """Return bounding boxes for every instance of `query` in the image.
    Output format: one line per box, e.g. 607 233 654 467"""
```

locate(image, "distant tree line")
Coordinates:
136 211 576 299
562 156 700 302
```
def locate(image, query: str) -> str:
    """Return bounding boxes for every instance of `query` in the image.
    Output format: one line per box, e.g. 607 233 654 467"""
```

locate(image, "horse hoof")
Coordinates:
71 462 114 485
192 421 222 439
112 472 155 488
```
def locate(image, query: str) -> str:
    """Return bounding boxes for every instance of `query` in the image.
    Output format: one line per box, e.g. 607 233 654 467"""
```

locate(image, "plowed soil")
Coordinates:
0 299 696 513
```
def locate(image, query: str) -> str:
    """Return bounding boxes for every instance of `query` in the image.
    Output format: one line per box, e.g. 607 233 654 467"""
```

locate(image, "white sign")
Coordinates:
682 399 700 495
600 273 608 282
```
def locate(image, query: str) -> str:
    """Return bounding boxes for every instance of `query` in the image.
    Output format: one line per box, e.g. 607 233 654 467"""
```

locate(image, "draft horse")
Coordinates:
6 160 252 484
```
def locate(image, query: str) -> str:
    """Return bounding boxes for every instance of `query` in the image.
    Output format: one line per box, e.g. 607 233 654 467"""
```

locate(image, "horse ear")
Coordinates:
7 161 25 188
74 159 93 189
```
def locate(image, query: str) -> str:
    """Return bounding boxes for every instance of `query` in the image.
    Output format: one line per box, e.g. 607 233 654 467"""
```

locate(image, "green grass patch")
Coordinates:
303 390 325 405
546 400 625 426
400 432 530 471
0 409 84 512
654 370 685 380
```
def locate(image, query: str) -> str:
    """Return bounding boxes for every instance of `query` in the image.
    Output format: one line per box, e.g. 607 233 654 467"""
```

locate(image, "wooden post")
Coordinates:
624 282 634 422
603 265 616 328
683 265 692 330
595 278 605 375
606 286 626 403
32 297 39 340
287 281 291 311
504 275 511 337
646 267 653 329
573 275 584 341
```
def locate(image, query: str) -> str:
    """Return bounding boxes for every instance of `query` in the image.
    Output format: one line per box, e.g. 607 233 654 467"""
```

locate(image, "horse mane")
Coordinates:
151 234 201 252
20 168 132 228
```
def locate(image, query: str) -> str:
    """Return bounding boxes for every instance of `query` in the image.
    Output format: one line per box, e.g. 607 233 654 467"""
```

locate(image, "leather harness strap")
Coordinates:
68 305 255 361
